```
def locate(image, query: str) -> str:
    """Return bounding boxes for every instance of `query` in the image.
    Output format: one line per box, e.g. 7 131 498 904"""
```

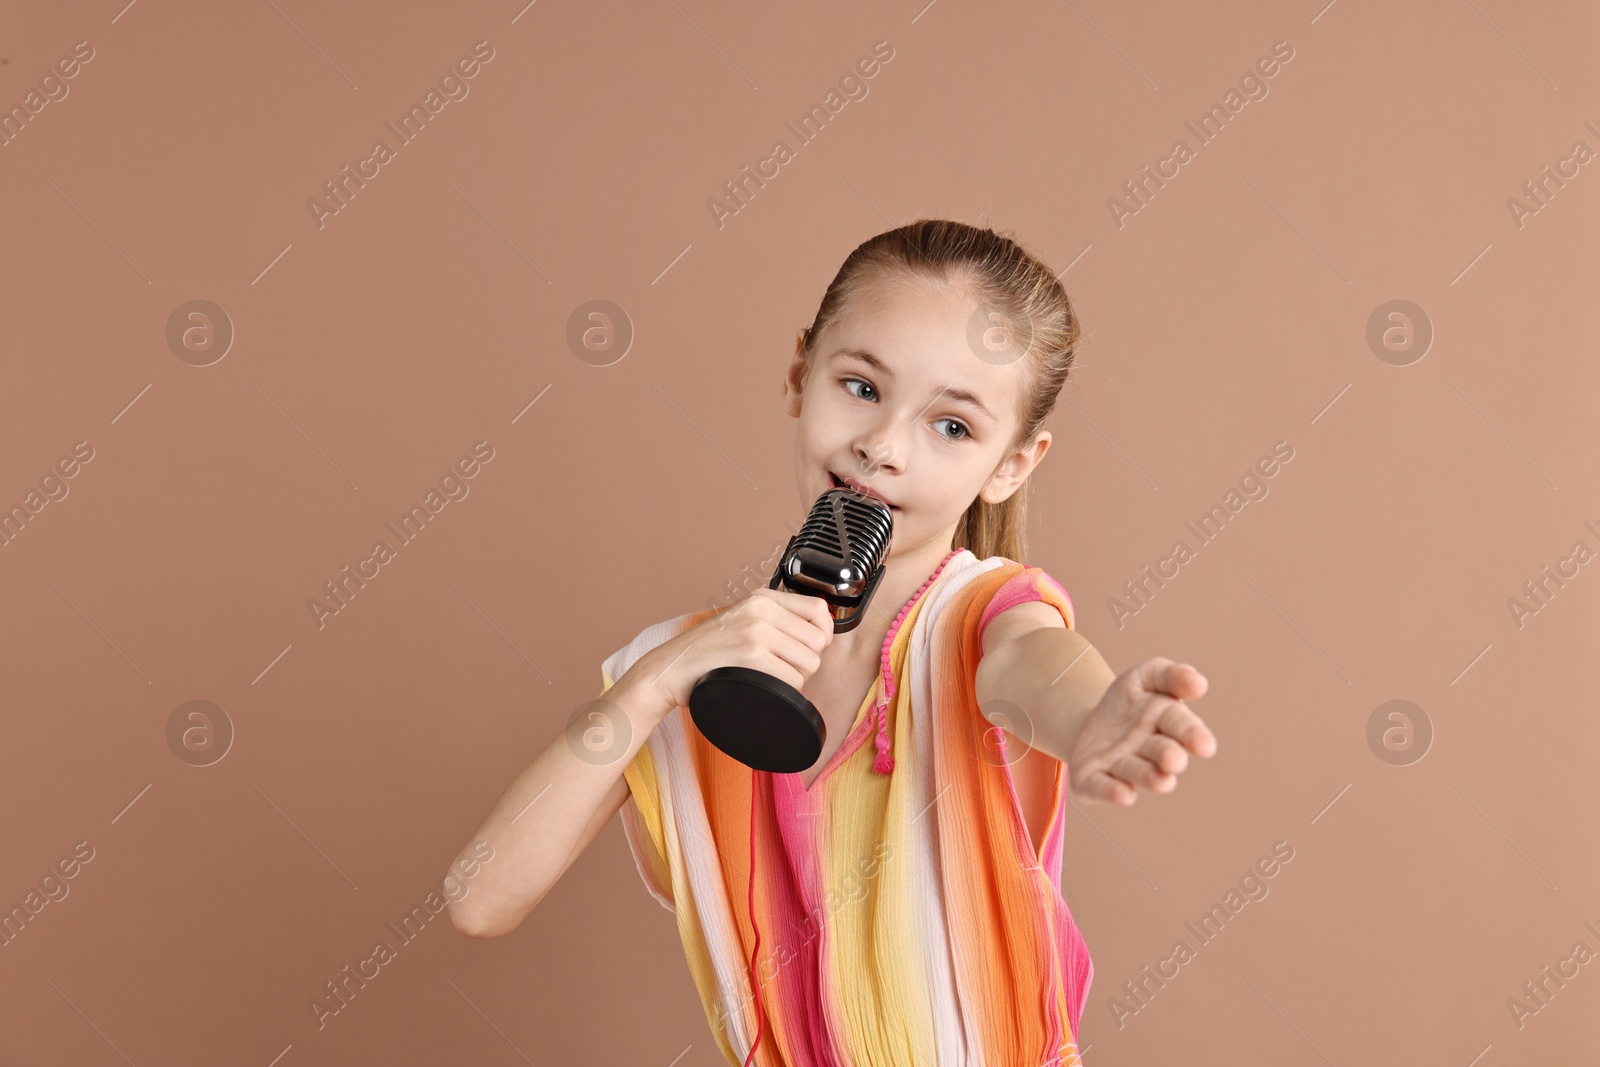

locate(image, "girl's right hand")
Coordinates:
639 588 836 712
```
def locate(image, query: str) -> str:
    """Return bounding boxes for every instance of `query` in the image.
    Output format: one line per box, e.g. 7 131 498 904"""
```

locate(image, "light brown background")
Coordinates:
2 0 1596 1064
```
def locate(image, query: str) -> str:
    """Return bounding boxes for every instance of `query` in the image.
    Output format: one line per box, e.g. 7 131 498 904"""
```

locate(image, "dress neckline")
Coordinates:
795 677 881 793
785 547 968 794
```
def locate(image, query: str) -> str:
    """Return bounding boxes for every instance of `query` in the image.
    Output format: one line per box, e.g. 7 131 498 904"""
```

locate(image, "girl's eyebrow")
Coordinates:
834 346 999 425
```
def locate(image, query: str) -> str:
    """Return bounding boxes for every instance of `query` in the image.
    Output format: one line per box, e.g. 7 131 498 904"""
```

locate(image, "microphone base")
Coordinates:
688 667 825 774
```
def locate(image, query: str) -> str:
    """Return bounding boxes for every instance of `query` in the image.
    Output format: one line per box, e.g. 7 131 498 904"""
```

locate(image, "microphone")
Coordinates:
688 485 895 773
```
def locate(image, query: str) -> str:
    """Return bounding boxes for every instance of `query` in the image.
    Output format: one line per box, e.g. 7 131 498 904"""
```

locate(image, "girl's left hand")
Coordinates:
1067 658 1215 806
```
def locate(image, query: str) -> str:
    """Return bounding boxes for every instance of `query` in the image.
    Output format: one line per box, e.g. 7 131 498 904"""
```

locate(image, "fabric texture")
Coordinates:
599 548 1093 1066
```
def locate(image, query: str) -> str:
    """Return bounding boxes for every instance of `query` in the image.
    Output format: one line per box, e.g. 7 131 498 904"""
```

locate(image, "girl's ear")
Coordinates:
980 431 1052 505
781 333 809 418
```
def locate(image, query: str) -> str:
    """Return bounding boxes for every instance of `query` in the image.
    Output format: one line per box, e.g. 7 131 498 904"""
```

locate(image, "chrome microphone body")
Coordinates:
768 486 894 632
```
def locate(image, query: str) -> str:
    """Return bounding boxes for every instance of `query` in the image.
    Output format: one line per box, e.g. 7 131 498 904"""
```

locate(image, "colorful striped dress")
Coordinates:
600 548 1094 1066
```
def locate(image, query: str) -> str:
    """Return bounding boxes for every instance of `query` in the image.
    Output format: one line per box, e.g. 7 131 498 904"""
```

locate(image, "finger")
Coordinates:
1136 732 1190 776
754 651 806 691
767 588 838 642
755 622 825 681
752 590 833 652
1133 658 1207 701
1156 701 1217 759
1167 663 1208 701
1076 768 1138 806
1109 751 1177 794
1126 656 1175 694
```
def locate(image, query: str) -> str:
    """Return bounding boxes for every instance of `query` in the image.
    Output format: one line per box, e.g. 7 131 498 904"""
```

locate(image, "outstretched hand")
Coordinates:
1067 658 1216 806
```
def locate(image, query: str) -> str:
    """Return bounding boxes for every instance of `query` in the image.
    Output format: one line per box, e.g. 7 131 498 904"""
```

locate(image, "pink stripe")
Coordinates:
1039 766 1094 1041
977 568 1077 644
1039 570 1075 626
767 776 845 1066
976 570 1045 642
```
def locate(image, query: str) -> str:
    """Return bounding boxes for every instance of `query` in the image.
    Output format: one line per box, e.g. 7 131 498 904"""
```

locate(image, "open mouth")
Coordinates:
830 472 898 510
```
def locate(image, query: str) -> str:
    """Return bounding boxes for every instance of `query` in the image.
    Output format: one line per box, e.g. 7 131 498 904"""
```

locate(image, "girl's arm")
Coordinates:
976 600 1215 805
446 666 672 938
447 586 837 937
976 599 1115 758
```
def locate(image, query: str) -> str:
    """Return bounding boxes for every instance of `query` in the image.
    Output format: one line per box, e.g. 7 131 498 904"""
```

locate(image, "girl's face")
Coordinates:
781 273 1052 557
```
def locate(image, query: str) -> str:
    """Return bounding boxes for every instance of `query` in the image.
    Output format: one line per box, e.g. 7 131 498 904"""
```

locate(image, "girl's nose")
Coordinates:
852 435 903 479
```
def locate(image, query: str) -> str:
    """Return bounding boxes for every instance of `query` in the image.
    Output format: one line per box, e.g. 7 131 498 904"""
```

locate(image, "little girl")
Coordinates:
449 219 1216 1067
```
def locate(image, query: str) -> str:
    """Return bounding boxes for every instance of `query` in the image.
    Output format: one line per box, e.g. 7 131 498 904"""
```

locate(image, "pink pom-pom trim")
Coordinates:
870 549 962 776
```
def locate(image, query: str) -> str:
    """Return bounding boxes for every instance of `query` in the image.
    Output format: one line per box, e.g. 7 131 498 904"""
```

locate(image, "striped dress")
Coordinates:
600 548 1093 1066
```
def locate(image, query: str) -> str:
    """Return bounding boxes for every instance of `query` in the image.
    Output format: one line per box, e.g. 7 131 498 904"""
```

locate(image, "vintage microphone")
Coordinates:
688 485 895 773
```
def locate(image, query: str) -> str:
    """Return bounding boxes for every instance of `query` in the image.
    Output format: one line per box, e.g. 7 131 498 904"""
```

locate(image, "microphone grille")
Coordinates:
781 487 893 597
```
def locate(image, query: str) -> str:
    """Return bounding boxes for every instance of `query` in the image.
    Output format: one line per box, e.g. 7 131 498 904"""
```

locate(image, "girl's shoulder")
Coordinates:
961 554 1076 635
963 553 1070 593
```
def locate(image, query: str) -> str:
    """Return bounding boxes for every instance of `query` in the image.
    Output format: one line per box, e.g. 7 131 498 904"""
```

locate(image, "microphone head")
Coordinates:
770 486 893 632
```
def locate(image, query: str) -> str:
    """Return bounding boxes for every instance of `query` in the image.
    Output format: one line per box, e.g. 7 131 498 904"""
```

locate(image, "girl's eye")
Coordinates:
842 377 876 402
844 378 970 442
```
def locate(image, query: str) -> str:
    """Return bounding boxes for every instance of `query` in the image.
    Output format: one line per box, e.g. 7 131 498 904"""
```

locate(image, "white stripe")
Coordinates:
605 613 758 1056
907 551 1001 1065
